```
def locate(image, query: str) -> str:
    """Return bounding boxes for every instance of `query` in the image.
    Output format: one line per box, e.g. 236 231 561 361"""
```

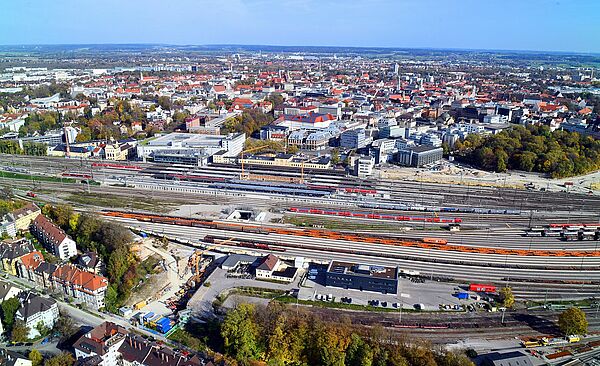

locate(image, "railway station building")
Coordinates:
325 261 398 294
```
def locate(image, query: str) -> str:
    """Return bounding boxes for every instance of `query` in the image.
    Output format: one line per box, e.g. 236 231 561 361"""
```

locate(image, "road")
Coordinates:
1 274 166 341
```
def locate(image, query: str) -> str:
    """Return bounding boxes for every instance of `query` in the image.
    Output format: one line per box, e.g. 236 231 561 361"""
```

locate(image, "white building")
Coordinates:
356 156 375 177
74 322 128 366
15 294 59 339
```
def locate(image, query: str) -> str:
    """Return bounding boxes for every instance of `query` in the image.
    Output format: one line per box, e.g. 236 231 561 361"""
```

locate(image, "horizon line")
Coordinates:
1 43 599 56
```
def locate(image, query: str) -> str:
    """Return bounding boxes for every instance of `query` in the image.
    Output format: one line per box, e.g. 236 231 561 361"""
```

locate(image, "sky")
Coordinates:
2 0 599 53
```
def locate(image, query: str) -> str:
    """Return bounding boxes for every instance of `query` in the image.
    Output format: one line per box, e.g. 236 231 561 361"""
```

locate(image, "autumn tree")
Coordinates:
29 349 43 366
221 303 262 362
11 320 30 343
498 287 515 308
558 307 588 335
44 352 75 366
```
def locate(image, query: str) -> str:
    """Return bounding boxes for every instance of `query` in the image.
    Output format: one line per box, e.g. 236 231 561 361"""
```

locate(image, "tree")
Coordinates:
1 296 21 331
29 349 43 366
0 186 13 200
498 287 514 308
331 149 340 165
558 307 588 335
44 352 75 366
157 96 173 110
53 314 77 341
221 303 262 362
11 320 30 343
346 333 373 366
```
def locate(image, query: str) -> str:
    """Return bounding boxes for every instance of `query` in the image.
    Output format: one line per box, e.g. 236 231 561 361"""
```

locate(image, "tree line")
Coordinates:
42 204 137 312
452 125 600 178
218 302 474 366
222 109 275 136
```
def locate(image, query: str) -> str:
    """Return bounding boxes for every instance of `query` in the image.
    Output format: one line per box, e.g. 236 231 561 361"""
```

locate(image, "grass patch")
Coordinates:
230 286 287 299
0 171 76 183
65 192 175 212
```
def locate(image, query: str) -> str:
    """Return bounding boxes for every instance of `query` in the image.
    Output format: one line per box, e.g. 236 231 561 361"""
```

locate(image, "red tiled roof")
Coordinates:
32 215 67 243
53 264 108 292
19 251 44 269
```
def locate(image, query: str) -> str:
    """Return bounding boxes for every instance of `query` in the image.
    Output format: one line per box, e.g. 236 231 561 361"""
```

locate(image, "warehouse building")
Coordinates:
325 261 398 294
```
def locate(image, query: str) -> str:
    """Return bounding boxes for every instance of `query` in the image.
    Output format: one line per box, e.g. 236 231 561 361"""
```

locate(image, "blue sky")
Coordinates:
2 0 599 53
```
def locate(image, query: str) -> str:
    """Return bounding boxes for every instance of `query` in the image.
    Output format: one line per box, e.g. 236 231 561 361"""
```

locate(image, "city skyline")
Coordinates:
2 0 600 53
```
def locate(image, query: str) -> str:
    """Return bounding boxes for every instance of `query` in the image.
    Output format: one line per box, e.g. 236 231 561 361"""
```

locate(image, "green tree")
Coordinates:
498 287 515 308
157 96 173 110
44 352 75 366
345 333 373 366
1 186 13 200
29 349 43 366
331 148 340 165
221 303 262 362
11 320 30 343
53 314 77 341
558 307 588 335
1 296 21 331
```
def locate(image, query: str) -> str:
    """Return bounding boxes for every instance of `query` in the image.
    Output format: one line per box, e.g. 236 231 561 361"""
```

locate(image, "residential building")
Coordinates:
0 281 22 302
74 322 128 366
11 202 41 232
0 349 32 366
52 264 108 310
30 215 77 260
0 215 17 238
118 334 207 366
15 293 59 339
325 261 398 294
0 239 36 276
15 250 44 281
77 252 104 275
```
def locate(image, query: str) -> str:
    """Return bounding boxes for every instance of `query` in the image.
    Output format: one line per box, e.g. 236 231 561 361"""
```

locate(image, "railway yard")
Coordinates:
2 154 599 303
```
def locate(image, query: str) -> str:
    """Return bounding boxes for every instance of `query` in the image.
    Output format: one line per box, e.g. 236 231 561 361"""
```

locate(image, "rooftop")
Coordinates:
327 261 398 280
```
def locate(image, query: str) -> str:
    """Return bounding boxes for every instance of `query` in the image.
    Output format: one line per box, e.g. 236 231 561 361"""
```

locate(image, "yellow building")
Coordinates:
238 153 331 170
11 202 40 232
104 142 129 160
0 239 35 276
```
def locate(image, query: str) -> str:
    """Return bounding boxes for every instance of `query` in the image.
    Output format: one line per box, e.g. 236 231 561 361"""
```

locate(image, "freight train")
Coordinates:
288 207 462 223
203 235 286 252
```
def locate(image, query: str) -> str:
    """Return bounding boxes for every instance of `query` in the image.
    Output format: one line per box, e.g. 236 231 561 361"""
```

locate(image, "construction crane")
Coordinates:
187 237 236 286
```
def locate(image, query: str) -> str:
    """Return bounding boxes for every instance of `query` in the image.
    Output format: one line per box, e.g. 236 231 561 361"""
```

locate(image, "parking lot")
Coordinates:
299 265 494 312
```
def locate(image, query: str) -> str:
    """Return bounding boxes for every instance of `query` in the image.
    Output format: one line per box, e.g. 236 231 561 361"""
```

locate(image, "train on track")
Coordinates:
525 225 600 241
288 207 462 224
91 162 143 170
358 202 521 215
203 235 286 252
62 172 92 179
102 211 600 258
